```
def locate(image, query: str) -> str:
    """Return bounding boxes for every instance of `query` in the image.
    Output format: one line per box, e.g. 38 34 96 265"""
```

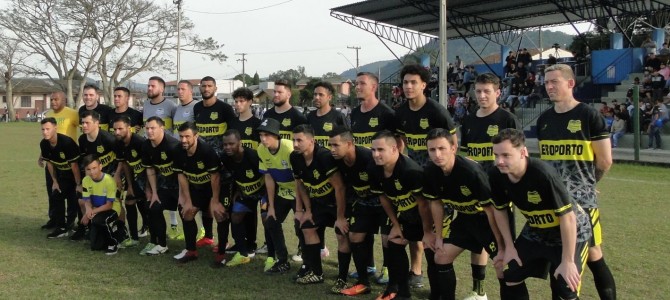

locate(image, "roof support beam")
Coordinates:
330 10 436 52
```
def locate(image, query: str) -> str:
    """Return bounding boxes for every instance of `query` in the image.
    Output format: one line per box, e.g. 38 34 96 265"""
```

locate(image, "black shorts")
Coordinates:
127 176 147 201
157 188 178 211
399 221 424 242
219 178 235 210
190 187 213 212
350 202 387 234
504 236 589 299
443 213 497 256
301 200 336 230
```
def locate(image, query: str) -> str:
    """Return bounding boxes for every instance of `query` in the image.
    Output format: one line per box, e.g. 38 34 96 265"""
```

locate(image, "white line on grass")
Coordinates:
605 177 665 185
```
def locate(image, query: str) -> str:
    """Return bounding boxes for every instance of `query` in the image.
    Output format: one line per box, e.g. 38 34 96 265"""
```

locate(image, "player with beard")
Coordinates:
537 64 615 300
191 76 237 252
40 118 82 239
112 116 150 248
142 76 180 239
458 73 521 300
348 72 397 284
262 79 309 264
328 127 384 296
290 125 348 290
78 84 112 131
221 129 265 266
226 87 262 258
71 110 118 241
108 87 143 133
307 81 347 148
263 79 308 141
173 122 223 264
395 64 457 292
140 116 180 256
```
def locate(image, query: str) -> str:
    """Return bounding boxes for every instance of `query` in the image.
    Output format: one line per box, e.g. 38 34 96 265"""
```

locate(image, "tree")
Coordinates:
233 73 253 86
252 72 260 86
298 78 320 106
0 0 226 107
321 72 340 79
0 32 33 121
267 66 308 86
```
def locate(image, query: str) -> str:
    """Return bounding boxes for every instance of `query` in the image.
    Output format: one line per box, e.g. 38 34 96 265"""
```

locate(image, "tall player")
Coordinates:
142 76 179 239
191 76 236 251
79 84 112 131
348 71 397 283
537 64 615 300
172 80 198 136
459 73 521 300
394 64 457 292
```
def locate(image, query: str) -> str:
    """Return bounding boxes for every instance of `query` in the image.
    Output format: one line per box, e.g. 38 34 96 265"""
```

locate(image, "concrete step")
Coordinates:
526 137 670 165
616 133 670 150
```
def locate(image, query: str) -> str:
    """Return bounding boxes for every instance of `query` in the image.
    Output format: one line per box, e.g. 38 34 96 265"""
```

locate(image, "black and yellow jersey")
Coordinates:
488 157 591 246
369 154 423 216
350 102 396 147
422 156 492 215
141 134 180 190
536 103 609 209
228 116 261 149
263 107 308 141
78 130 117 175
307 109 348 149
114 133 147 180
173 139 220 190
193 100 236 159
40 133 80 176
290 144 338 203
460 108 521 172
79 104 113 132
336 146 379 206
395 99 456 166
108 107 143 133
222 146 265 197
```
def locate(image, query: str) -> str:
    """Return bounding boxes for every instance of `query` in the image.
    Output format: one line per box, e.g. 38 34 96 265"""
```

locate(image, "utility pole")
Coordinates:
236 53 248 87
173 0 182 82
347 46 361 73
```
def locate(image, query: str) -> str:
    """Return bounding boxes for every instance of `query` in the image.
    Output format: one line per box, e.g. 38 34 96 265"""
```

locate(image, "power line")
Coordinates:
184 0 295 15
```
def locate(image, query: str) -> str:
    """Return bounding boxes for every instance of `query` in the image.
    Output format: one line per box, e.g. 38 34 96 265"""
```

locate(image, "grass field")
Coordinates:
0 122 668 299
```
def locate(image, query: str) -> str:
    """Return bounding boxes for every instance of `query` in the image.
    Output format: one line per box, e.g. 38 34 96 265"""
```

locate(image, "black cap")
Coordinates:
257 118 280 137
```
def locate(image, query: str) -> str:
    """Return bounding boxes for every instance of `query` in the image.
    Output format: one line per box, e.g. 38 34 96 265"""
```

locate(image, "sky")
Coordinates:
158 0 592 82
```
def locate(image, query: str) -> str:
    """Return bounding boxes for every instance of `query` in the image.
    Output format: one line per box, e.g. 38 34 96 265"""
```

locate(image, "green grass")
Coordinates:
0 122 668 299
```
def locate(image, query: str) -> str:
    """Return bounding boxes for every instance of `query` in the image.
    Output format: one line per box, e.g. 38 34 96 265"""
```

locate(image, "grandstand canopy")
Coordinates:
331 0 670 44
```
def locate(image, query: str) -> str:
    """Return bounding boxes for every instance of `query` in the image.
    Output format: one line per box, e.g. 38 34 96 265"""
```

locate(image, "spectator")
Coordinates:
659 42 670 55
644 53 662 72
642 36 657 56
505 51 516 66
518 48 532 67
647 99 664 149
650 69 666 101
546 54 557 65
610 113 626 148
617 104 632 133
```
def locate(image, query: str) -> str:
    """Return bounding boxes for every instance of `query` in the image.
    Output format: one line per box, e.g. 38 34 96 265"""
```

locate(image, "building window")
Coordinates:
21 96 31 108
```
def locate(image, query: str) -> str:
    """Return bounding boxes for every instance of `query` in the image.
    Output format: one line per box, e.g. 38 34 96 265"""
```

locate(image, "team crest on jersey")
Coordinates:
567 120 582 133
131 149 138 158
156 108 164 116
245 127 252 136
359 172 368 181
96 145 104 153
460 186 472 197
161 152 167 160
282 118 291 127
323 122 333 132
281 160 288 168
486 125 499 137
313 169 320 179
210 112 219 120
182 111 191 117
369 117 379 128
197 161 204 169
59 152 65 159
527 191 541 204
419 118 429 129
246 169 254 179
394 179 403 190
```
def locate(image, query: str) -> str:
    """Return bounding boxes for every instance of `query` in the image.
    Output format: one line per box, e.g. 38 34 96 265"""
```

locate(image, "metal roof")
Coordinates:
331 0 670 40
